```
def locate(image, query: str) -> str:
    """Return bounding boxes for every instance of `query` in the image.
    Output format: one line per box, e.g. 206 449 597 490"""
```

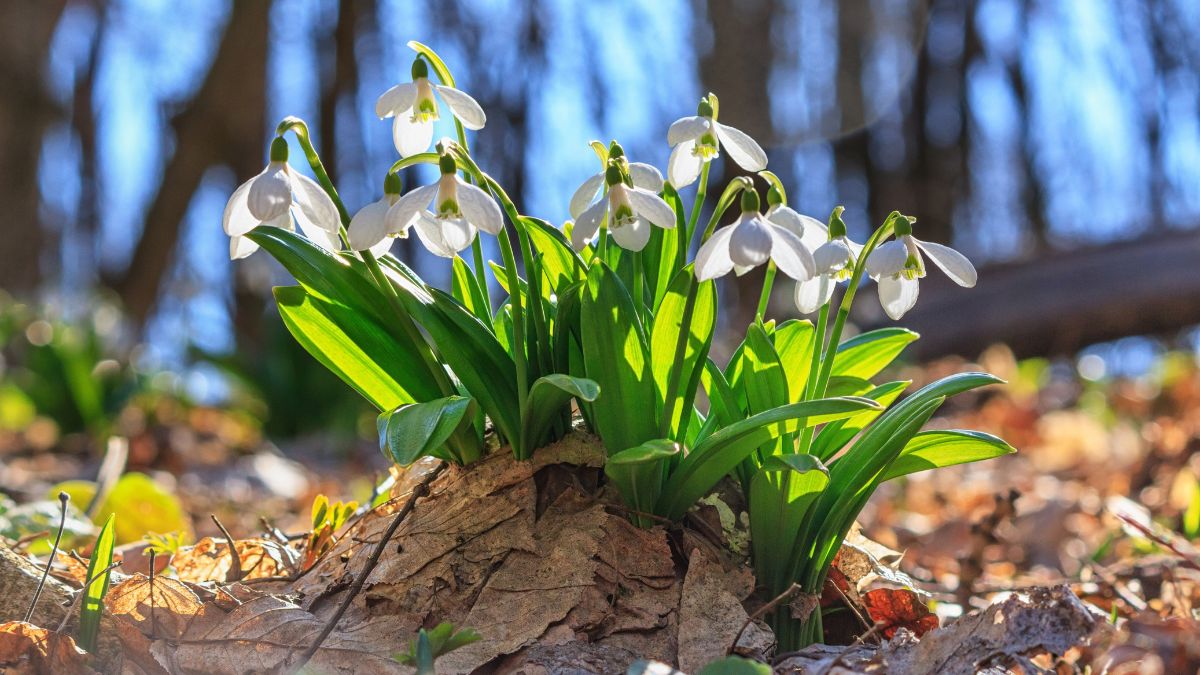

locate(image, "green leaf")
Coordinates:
274 286 438 410
650 270 716 437
79 513 115 653
773 319 815 402
581 263 658 455
750 454 829 593
520 374 599 457
606 439 681 526
810 380 909 461
379 396 476 465
656 396 882 521
741 321 790 464
831 327 919 380
523 217 585 294
450 255 492 328
881 430 1016 482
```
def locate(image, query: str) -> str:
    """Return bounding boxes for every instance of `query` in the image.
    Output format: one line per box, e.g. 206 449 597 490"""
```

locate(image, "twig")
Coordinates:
148 549 158 640
13 529 51 550
829 579 876 640
54 561 122 634
728 583 802 656
25 492 70 622
209 515 245 583
290 461 447 672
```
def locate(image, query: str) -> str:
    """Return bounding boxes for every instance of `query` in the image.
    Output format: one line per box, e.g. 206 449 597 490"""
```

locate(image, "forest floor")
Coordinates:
2 344 1199 672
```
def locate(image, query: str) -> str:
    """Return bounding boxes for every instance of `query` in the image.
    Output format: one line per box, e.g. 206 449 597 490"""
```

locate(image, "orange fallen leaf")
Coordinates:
0 621 95 674
170 537 298 583
861 587 939 639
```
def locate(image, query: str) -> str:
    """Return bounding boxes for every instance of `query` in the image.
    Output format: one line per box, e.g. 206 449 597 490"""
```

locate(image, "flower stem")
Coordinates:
679 162 711 269
632 250 645 325
755 262 777 320
796 302 829 453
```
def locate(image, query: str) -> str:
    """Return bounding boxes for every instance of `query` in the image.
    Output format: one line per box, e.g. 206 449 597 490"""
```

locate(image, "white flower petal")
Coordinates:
392 112 435 157
571 198 607 251
223 178 258 236
878 275 920 320
795 275 836 314
629 163 664 192
865 240 908 278
813 240 851 274
369 236 393 258
914 238 977 288
714 122 768 171
229 236 259 260
766 224 816 281
694 224 736 281
385 183 438 235
414 213 475 257
375 82 418 118
727 215 772 269
733 264 755 277
294 208 342 252
290 173 341 233
668 140 703 188
667 116 709 146
768 206 828 252
456 178 504 235
610 217 651 252
348 198 391 251
247 164 292 221
440 216 478 253
434 84 487 130
569 172 604 220
626 188 676 230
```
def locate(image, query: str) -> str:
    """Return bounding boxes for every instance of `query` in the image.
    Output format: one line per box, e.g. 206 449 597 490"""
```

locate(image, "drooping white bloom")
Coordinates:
223 138 341 260
347 173 405 258
358 155 502 258
788 206 864 314
666 97 767 188
376 58 486 158
570 161 663 220
693 191 815 282
864 219 977 320
570 165 676 252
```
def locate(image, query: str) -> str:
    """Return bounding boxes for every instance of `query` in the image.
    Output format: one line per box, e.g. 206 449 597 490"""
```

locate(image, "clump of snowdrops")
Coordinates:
224 42 1014 649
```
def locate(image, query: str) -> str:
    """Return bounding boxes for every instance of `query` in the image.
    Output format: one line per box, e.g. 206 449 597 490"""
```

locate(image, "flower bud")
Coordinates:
605 164 624 187
269 136 289 163
740 188 760 213
383 172 403 196
892 214 914 237
608 141 625 160
411 56 430 81
697 98 715 119
828 205 847 238
439 154 458 175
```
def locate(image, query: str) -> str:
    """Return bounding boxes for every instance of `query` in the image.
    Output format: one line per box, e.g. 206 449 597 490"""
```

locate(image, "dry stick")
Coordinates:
25 492 70 623
291 462 447 672
54 561 122 634
728 583 803 656
148 549 158 641
829 579 876 640
210 515 245 583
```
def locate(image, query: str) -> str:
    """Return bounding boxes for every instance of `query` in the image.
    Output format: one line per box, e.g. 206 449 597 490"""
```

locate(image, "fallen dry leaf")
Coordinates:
105 573 205 640
677 547 772 673
171 536 298 583
860 588 939 639
0 621 95 675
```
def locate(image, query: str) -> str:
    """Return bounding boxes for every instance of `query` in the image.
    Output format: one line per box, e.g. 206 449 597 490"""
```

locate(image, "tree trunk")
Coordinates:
112 1 270 327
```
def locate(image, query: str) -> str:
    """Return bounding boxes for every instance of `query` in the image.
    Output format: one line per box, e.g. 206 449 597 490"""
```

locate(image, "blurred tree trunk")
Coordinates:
832 0 878 231
73 1 105 283
113 1 270 326
318 0 370 184
0 1 67 294
699 0 777 328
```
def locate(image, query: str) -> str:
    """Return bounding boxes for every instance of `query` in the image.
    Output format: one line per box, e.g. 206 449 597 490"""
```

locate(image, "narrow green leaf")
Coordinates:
581 263 658 455
520 374 600 456
697 656 773 675
831 327 919 380
78 513 115 653
606 439 681 525
810 380 909 461
656 396 881 521
881 430 1016 482
523 217 585 294
773 319 815 403
274 286 439 410
379 396 475 465
451 255 492 328
750 454 829 593
650 270 716 437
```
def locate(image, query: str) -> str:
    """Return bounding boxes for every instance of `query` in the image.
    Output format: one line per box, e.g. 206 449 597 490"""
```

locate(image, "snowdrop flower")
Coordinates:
793 206 864 314
347 172 406 257
667 96 767 188
376 57 486 158
570 164 676 252
223 137 341 260
694 189 815 282
371 154 503 258
569 143 664 220
864 215 977 320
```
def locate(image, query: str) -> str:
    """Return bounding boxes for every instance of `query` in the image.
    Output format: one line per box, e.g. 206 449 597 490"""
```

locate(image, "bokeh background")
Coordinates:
2 0 1199 440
